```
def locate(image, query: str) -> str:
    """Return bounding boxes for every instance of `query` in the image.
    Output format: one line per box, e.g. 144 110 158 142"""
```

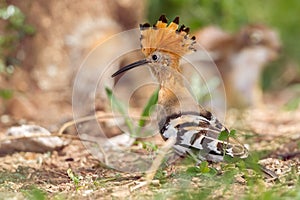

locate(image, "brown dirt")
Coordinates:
0 105 299 199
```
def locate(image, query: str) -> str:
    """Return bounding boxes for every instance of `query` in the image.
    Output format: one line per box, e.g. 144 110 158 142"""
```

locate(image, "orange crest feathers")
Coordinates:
140 15 196 57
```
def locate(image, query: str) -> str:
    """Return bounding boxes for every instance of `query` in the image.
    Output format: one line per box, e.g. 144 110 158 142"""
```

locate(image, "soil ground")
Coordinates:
0 99 299 199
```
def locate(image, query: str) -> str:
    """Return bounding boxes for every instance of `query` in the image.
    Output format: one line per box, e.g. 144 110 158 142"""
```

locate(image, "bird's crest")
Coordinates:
139 15 196 58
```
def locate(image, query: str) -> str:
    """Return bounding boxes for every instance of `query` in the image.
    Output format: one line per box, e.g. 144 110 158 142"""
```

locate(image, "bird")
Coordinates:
111 15 249 165
111 16 280 180
194 24 281 108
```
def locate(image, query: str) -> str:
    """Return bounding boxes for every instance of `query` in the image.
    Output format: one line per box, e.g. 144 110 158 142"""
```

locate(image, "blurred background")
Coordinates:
148 0 300 91
0 0 300 130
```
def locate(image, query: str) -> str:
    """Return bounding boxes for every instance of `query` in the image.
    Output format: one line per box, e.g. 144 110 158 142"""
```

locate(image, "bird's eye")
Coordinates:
152 54 159 61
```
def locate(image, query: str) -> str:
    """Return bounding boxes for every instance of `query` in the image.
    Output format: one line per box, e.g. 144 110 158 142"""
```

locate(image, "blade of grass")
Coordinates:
138 89 159 127
105 87 135 134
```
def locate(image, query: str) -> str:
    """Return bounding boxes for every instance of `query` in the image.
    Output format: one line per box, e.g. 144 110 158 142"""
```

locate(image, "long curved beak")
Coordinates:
111 59 149 77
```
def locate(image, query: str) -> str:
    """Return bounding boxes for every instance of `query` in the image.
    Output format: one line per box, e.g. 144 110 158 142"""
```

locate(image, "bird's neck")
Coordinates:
154 66 198 118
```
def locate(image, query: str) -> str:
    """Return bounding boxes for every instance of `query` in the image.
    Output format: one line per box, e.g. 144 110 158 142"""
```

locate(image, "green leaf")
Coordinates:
0 89 13 99
229 129 236 138
218 130 230 141
206 167 218 176
186 166 201 175
199 161 210 173
67 168 80 186
138 89 158 127
154 169 167 183
134 141 158 151
23 24 36 35
186 162 218 177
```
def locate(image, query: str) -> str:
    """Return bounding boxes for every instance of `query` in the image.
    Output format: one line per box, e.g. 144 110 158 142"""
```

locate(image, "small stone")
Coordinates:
151 179 160 186
235 175 246 184
192 177 200 182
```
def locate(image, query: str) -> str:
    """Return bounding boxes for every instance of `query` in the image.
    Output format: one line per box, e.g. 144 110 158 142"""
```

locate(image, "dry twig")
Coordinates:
58 111 150 134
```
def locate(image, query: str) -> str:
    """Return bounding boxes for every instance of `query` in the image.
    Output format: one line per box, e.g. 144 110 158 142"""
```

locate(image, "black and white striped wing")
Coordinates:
160 112 248 162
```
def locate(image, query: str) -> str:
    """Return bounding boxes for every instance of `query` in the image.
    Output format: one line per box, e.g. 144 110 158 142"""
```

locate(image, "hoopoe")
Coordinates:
194 25 281 108
111 15 280 178
112 15 249 164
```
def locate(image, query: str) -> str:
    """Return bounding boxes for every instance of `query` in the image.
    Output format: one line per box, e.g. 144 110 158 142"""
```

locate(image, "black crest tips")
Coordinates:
178 25 185 32
140 23 151 30
183 27 190 34
159 14 168 23
173 16 179 24
143 23 151 27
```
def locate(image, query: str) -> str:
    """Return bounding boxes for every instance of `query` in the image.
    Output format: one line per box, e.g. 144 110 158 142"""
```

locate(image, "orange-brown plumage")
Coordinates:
140 15 196 62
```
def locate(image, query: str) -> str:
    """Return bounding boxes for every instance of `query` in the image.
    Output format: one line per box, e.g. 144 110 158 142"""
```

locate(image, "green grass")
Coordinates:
105 86 159 137
138 89 159 127
105 87 136 134
146 159 300 200
0 89 13 100
22 187 47 200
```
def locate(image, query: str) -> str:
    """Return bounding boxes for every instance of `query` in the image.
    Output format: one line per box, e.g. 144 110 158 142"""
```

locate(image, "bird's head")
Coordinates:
112 15 196 80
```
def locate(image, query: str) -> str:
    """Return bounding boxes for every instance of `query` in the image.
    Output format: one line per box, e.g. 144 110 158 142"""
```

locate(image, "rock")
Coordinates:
0 125 69 155
104 133 135 150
